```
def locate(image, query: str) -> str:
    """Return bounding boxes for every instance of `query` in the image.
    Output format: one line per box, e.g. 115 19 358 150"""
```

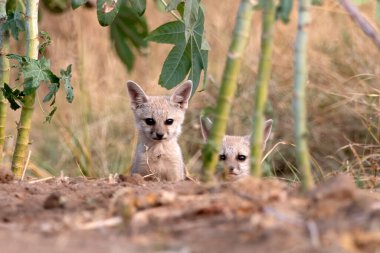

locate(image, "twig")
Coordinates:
159 0 183 22
76 216 123 230
21 150 32 181
339 0 380 50
28 176 54 184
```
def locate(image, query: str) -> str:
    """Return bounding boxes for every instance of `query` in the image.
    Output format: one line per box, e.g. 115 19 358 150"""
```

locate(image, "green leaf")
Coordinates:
145 21 185 44
96 0 122 26
151 5 208 92
1 83 24 111
39 31 52 55
129 0 146 15
1 12 25 40
110 2 149 71
159 43 191 89
184 0 199 41
187 8 208 92
7 55 60 94
176 2 184 17
22 57 57 94
376 0 380 21
43 83 59 104
165 0 182 11
45 106 57 123
60 64 74 103
276 0 293 23
71 0 88 9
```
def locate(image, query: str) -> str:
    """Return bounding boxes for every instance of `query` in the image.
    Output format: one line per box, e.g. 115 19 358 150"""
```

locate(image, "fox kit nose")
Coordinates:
156 133 164 140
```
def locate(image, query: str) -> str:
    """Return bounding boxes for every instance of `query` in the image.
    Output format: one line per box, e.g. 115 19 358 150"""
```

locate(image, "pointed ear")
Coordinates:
263 119 273 144
200 116 213 142
126 80 148 109
170 80 193 109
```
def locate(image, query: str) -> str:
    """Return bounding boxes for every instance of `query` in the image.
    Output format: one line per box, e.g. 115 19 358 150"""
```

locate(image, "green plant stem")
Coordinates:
159 0 183 22
0 0 9 165
294 0 314 191
11 0 39 176
201 0 256 182
250 0 276 177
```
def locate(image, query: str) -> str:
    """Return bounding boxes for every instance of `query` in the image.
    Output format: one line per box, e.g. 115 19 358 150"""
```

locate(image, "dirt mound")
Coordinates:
0 175 379 253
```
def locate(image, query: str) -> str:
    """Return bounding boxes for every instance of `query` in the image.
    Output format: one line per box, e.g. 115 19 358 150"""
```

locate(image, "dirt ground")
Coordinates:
1 173 380 253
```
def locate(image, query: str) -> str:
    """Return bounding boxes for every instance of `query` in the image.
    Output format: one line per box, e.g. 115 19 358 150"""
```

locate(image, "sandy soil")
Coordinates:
1 174 380 253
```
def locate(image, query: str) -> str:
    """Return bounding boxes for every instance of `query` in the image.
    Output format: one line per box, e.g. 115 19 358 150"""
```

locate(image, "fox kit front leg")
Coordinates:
127 80 193 181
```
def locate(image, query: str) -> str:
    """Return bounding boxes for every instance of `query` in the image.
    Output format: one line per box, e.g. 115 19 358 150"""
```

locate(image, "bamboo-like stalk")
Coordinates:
11 0 39 176
0 0 9 166
201 0 256 182
294 0 314 191
250 0 276 177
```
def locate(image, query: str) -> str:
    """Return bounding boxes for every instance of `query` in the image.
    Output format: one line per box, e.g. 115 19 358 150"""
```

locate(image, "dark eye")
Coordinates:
219 154 226 161
165 119 174 125
145 118 155 125
237 155 247 161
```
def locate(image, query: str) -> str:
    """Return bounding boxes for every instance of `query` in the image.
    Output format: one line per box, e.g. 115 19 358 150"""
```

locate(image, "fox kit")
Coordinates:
126 80 193 181
200 118 273 180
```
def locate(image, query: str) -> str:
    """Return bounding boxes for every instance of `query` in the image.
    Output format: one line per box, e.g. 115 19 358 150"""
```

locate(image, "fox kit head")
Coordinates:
127 80 193 142
200 117 273 180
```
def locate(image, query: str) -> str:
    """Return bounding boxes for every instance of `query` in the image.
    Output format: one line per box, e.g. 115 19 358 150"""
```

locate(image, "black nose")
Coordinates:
229 166 235 172
156 133 164 140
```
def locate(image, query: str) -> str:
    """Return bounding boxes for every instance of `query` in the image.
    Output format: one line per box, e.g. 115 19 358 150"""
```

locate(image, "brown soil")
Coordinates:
1 174 380 253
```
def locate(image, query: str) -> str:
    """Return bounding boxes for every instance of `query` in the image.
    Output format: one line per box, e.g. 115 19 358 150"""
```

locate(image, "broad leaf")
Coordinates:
1 12 25 40
43 83 59 105
110 2 148 71
276 0 293 23
72 0 88 9
184 0 199 41
22 57 59 94
96 0 122 26
61 64 74 103
129 0 146 15
159 43 191 89
151 6 208 92
1 83 24 110
165 0 182 11
146 21 185 44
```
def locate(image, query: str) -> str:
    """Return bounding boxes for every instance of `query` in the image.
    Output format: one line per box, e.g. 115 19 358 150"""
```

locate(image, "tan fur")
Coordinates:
127 80 193 181
200 118 273 181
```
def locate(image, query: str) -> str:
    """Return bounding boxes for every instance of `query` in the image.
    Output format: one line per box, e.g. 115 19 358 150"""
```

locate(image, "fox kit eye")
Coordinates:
237 155 247 161
145 118 156 126
165 119 174 125
219 154 226 161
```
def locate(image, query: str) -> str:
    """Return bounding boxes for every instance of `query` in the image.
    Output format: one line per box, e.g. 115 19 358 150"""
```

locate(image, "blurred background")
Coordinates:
5 0 380 185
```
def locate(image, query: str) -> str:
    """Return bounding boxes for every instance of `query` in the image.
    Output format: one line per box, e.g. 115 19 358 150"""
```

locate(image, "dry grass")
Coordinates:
4 0 380 185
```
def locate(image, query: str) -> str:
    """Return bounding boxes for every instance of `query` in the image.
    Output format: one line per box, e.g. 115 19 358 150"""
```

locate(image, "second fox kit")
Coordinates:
127 80 193 181
200 118 273 180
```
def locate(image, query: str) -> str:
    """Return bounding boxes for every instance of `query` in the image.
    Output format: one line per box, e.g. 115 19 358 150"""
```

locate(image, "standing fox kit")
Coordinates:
127 80 193 181
200 118 273 180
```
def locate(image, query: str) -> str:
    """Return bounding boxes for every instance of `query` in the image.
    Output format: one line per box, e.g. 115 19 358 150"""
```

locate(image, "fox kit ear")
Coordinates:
200 116 213 142
245 119 273 146
126 80 148 109
263 119 273 144
170 80 193 109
